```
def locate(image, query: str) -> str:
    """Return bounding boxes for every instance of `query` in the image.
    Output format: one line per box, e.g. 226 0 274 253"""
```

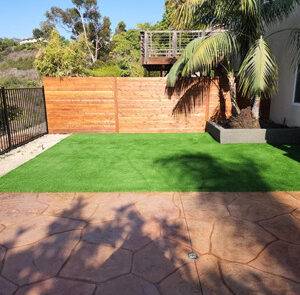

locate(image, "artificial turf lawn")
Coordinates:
0 133 300 192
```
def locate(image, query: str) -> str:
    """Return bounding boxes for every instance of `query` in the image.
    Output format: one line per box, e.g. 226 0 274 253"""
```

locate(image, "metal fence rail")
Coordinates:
0 87 48 155
141 30 209 63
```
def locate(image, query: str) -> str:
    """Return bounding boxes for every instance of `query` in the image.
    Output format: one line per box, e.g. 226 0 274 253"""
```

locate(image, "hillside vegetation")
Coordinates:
0 39 41 88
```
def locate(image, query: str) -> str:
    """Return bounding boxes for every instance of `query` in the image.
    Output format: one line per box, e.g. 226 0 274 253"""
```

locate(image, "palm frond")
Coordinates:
240 0 258 15
183 31 237 76
167 58 187 87
171 0 208 29
167 37 205 87
238 36 278 97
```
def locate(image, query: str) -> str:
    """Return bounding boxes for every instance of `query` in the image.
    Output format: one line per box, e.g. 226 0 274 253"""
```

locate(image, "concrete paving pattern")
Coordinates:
0 192 299 294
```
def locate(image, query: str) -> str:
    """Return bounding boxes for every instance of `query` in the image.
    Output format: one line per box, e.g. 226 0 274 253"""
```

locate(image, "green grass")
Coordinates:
1 133 300 192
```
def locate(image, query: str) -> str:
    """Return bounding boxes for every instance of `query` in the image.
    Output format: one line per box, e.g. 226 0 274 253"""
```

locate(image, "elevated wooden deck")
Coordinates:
141 30 209 73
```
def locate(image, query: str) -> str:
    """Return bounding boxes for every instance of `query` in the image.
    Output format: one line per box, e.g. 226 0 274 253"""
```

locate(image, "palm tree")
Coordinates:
167 0 300 120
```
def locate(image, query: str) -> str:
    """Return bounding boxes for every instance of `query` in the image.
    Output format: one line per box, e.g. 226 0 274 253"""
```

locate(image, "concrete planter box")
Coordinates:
206 121 300 144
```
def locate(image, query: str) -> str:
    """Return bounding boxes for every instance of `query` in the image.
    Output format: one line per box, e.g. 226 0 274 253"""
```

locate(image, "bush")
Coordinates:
14 43 40 52
87 63 122 77
110 30 145 77
0 77 40 88
35 30 89 77
0 57 35 71
0 38 17 51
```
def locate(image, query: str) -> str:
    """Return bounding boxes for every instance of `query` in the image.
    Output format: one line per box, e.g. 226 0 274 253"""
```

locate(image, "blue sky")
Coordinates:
0 0 165 39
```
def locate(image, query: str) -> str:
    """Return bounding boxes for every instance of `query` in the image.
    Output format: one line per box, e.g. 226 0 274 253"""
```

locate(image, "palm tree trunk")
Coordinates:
228 73 241 116
252 95 261 120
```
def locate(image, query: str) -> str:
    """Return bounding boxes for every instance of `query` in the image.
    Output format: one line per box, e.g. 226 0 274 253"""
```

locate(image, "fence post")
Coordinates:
172 31 178 57
42 86 49 134
1 87 12 150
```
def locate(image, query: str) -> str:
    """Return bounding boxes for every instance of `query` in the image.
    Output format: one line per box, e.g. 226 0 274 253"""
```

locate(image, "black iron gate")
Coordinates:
0 87 48 155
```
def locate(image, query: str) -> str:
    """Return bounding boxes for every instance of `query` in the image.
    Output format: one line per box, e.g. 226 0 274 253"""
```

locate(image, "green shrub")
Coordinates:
87 64 122 77
0 38 17 51
110 30 145 77
0 77 40 88
34 30 89 77
14 43 40 51
0 57 35 71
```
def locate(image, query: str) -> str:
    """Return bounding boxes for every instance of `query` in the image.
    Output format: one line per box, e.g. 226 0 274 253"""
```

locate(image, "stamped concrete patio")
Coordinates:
0 192 299 295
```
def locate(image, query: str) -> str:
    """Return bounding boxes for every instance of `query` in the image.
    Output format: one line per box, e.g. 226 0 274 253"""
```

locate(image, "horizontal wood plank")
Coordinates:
44 77 228 133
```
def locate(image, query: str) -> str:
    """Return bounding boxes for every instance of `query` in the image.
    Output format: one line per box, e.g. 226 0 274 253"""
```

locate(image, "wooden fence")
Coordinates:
43 77 227 133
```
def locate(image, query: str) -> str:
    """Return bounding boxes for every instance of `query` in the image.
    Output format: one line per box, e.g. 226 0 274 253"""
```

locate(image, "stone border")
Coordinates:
206 121 300 144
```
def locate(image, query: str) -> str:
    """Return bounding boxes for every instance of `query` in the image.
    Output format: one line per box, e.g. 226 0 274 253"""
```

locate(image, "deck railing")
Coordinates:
141 30 210 64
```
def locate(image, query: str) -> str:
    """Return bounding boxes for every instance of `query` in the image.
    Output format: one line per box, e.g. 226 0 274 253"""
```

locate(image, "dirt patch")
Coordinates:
214 107 287 129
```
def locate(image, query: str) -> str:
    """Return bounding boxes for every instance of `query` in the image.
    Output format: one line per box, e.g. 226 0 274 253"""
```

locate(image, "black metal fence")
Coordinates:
0 87 48 155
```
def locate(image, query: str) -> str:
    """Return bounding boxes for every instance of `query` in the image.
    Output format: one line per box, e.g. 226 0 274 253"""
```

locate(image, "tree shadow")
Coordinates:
166 77 210 116
0 181 299 294
0 196 202 294
166 73 231 121
156 152 271 192
155 151 300 294
271 144 300 163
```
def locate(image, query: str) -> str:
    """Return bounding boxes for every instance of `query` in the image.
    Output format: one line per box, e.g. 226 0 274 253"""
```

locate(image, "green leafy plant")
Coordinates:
167 0 300 119
87 63 122 77
0 77 40 88
34 30 89 77
0 57 35 71
42 0 111 63
110 29 144 77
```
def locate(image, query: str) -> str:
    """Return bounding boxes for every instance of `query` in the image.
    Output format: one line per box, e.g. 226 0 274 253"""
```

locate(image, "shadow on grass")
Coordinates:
0 148 299 294
156 152 271 192
271 144 300 163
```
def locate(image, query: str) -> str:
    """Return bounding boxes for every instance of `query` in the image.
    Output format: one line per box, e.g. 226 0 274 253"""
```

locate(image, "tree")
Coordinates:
32 21 55 40
167 0 300 119
115 21 127 35
110 29 144 77
155 0 176 30
136 23 155 31
97 16 112 61
35 30 89 77
45 0 111 64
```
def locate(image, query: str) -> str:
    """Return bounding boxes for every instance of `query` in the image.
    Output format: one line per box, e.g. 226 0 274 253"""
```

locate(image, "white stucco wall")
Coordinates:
268 7 300 127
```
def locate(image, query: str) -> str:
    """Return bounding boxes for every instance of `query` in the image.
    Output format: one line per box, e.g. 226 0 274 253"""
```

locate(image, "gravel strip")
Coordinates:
0 134 70 177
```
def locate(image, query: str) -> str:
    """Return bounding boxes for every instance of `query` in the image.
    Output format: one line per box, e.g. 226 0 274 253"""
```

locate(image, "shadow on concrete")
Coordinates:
0 162 299 294
0 197 201 294
155 152 300 294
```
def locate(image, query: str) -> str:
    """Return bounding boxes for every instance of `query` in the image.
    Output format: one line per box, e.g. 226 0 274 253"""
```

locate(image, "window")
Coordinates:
294 65 300 104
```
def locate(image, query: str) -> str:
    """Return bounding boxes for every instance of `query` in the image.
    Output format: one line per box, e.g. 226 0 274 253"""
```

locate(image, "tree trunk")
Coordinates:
252 95 261 120
228 73 241 116
79 11 96 64
95 37 99 61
